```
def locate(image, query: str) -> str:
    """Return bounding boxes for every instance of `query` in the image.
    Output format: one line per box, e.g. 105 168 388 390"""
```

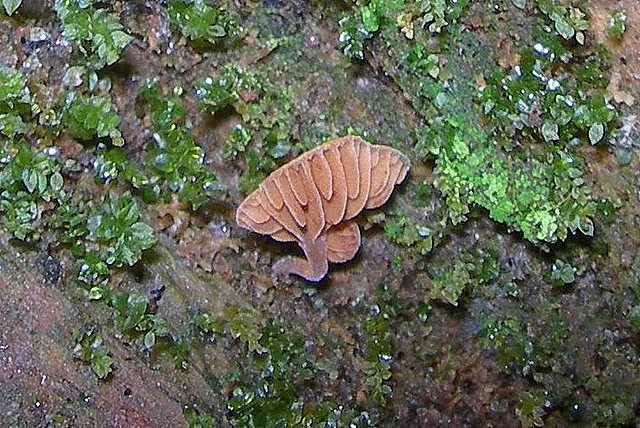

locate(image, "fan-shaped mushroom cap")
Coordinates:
236 135 410 281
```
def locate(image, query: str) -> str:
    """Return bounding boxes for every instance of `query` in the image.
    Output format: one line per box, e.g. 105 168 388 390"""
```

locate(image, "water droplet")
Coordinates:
547 79 560 91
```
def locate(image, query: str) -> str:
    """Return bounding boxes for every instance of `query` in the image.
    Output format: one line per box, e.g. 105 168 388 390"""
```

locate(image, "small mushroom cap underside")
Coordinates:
236 136 410 240
236 135 410 280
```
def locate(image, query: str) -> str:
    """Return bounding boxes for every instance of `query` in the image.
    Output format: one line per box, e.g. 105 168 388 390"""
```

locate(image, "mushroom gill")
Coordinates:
236 135 410 282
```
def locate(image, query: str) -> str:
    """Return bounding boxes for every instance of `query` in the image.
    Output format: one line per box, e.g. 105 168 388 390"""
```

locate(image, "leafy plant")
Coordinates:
384 212 433 256
406 44 439 79
183 407 215 428
194 312 223 335
608 10 627 39
72 326 113 379
87 192 156 267
417 114 597 244
536 0 589 44
0 142 66 240
480 316 527 374
0 66 32 138
360 286 403 404
427 260 473 306
168 0 238 46
62 93 124 146
550 259 576 286
480 38 617 149
628 305 640 332
195 65 293 194
2 0 21 15
112 292 169 349
140 81 223 209
54 0 134 69
516 391 547 427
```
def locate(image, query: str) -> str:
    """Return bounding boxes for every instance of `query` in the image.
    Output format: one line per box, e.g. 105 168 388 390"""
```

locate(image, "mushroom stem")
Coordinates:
272 235 328 282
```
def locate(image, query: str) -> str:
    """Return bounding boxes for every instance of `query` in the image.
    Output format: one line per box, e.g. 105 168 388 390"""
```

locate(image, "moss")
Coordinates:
138 81 224 209
516 391 547 428
183 407 215 428
54 0 134 69
2 0 22 15
111 291 169 350
427 249 499 306
219 305 377 426
384 212 433 256
479 32 617 149
0 141 67 241
360 285 405 405
62 92 124 146
195 65 293 194
550 259 576 286
72 326 114 379
535 0 588 44
480 316 528 374
0 66 33 138
168 0 239 47
86 192 156 268
418 115 596 244
607 10 627 40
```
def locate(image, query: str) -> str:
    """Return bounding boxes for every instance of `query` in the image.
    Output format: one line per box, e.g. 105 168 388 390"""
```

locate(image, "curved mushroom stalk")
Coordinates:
236 135 410 282
273 236 329 282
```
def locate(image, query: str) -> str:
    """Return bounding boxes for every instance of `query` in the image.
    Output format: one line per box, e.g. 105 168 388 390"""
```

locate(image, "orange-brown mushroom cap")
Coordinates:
236 135 410 282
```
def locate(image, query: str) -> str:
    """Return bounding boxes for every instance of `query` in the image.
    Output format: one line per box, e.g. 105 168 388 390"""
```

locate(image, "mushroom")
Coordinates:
236 135 410 281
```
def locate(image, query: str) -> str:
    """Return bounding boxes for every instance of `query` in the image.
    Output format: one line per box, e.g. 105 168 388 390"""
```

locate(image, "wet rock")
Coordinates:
35 253 62 286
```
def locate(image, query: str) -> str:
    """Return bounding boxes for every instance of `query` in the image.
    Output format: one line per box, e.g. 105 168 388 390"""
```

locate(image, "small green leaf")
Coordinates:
578 217 594 236
23 169 38 193
589 123 604 145
88 287 104 300
50 172 64 192
2 0 22 15
361 5 379 32
541 122 559 142
91 350 113 379
144 331 156 349
511 0 526 9
555 17 575 39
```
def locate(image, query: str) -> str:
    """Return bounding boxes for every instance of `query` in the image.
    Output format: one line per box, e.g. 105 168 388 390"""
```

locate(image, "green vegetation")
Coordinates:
54 0 134 69
417 116 596 243
1 0 637 423
195 65 293 193
516 391 547 428
139 81 223 209
535 0 588 44
183 408 215 428
62 93 124 146
608 10 627 39
86 193 156 267
427 260 473 306
168 0 238 46
480 316 528 374
193 311 223 335
361 285 403 405
0 142 66 241
426 250 499 305
72 326 114 379
338 0 469 59
384 212 433 256
2 0 21 15
222 308 374 426
0 67 32 138
628 305 640 332
550 259 575 286
480 33 617 149
112 291 168 349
